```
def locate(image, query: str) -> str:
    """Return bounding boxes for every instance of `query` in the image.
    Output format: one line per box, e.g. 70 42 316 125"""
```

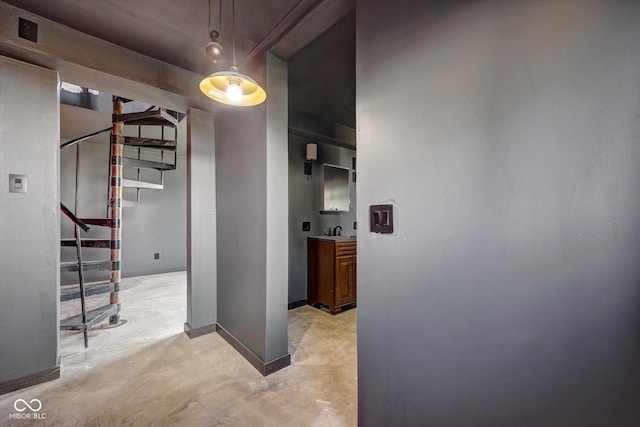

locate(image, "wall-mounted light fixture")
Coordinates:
306 143 317 161
199 0 267 107
304 143 317 178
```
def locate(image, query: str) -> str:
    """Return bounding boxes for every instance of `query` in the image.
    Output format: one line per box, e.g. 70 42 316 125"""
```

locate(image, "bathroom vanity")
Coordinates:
307 236 356 313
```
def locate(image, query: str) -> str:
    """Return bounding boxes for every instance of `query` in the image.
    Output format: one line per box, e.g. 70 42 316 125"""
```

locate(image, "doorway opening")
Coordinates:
59 82 188 349
286 11 356 314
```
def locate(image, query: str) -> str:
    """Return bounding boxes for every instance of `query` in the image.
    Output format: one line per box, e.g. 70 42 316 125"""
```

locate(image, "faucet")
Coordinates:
333 225 343 236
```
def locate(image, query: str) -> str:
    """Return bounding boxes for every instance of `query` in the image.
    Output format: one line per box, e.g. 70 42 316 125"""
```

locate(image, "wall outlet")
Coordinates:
302 221 310 232
154 252 160 260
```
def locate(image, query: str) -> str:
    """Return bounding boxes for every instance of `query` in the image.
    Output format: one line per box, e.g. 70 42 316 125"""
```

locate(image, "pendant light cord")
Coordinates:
208 0 223 39
232 0 236 67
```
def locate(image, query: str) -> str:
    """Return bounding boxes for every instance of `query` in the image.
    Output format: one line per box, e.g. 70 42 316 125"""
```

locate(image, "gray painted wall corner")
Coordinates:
215 53 291 368
265 53 290 362
215 99 268 360
186 108 217 331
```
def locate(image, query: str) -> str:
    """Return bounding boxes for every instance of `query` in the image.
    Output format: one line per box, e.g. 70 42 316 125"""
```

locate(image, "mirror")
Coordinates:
320 164 350 213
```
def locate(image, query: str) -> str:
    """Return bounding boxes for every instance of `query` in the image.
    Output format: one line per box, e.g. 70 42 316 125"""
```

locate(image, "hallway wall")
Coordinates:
356 0 640 425
216 54 290 368
0 57 60 385
186 107 217 333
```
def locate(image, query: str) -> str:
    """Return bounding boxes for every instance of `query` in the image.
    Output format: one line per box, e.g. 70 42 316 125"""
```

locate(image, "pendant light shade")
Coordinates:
200 66 266 106
205 31 224 63
199 0 266 107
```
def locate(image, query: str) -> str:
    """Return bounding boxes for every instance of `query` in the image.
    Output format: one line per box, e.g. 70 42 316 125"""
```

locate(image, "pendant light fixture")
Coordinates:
199 0 267 106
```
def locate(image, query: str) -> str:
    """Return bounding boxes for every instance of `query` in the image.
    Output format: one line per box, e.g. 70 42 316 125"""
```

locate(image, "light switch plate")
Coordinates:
9 174 27 193
370 204 393 233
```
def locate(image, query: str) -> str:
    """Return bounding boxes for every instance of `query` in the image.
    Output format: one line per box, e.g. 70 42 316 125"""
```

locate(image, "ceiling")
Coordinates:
4 0 356 135
3 0 296 75
288 11 355 129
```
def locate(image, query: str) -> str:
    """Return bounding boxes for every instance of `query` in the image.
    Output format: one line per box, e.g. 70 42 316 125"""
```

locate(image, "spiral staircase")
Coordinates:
59 96 183 347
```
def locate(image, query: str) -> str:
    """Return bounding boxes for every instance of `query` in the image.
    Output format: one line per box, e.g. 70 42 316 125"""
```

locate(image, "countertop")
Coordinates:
308 236 356 242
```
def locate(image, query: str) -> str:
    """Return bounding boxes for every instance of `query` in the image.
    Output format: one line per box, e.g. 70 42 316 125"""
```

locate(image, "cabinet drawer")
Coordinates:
336 241 356 257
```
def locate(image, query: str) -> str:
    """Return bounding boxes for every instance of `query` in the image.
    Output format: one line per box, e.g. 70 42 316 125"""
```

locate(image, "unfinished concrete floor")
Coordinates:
0 272 357 426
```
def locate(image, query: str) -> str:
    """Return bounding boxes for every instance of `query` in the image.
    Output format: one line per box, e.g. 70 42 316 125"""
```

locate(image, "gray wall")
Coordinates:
186 108 217 331
265 54 289 362
121 122 187 277
0 57 60 382
288 137 356 304
356 0 640 425
216 101 268 360
216 54 289 364
60 111 187 283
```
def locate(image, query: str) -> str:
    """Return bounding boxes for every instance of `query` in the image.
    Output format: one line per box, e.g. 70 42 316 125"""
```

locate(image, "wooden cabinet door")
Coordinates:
350 257 357 301
335 255 355 306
